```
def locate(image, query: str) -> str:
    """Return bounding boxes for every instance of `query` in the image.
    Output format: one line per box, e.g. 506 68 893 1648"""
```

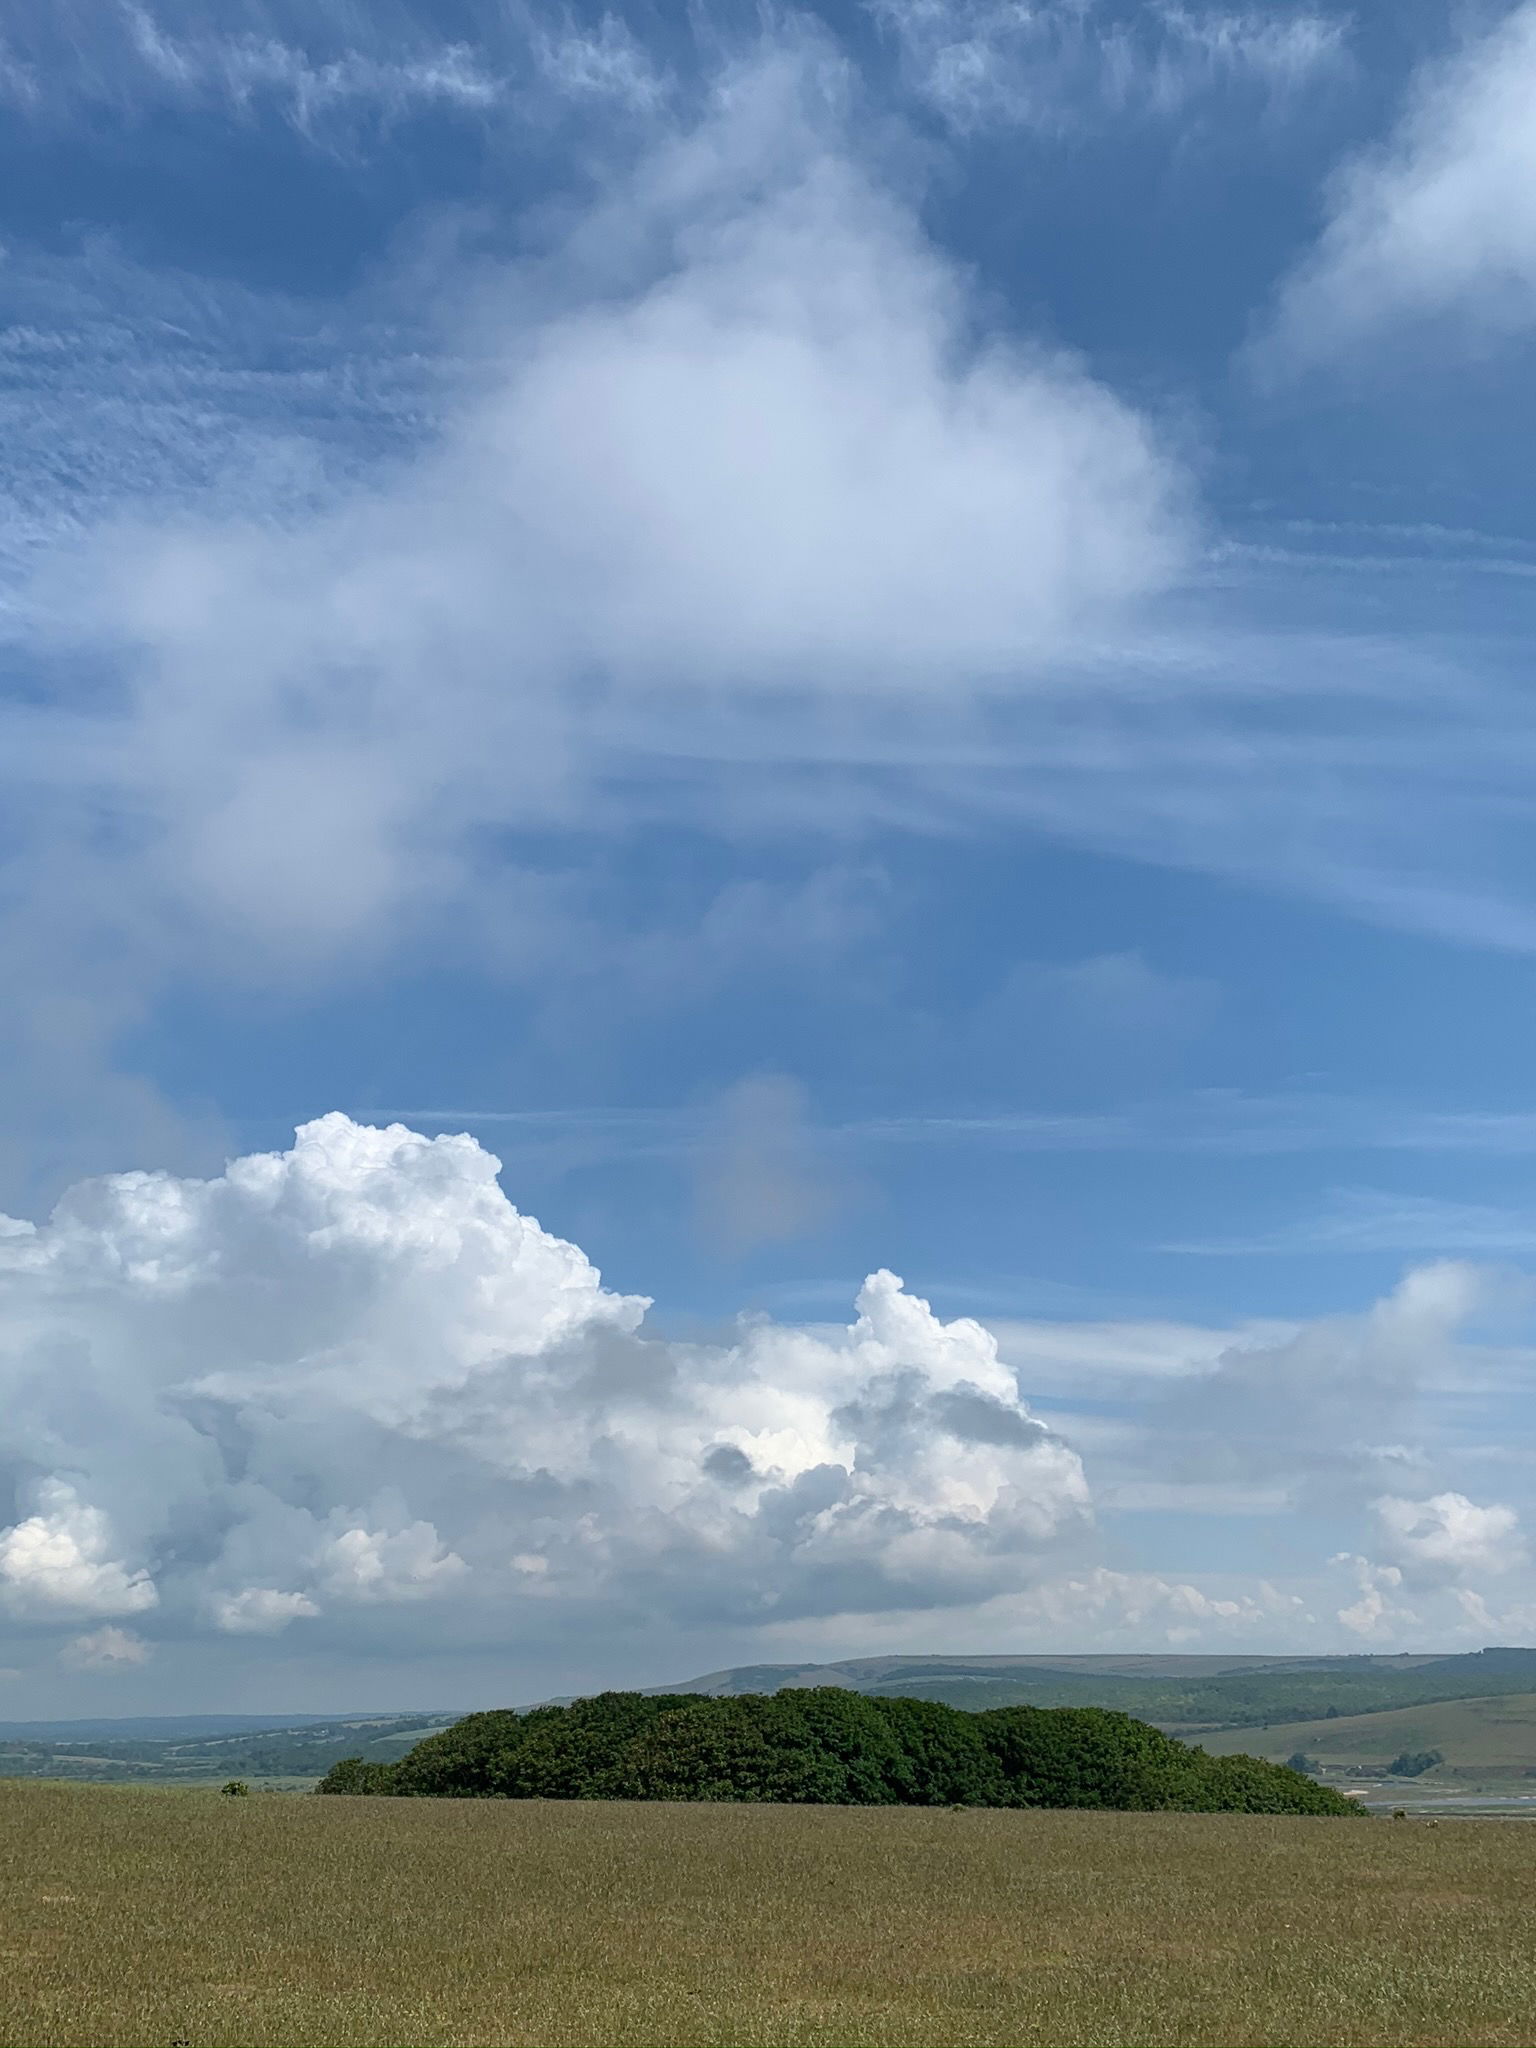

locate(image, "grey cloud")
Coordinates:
930 1387 1049 1450
702 1443 756 1485
1158 1261 1493 1494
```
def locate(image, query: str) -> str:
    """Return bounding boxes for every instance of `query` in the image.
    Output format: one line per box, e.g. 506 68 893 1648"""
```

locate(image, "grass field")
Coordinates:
5 1783 1536 2047
1198 1690 1536 1789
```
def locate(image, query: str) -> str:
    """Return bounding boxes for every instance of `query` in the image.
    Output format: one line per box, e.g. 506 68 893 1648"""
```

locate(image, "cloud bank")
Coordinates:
2 1114 1534 1700
0 1115 1092 1680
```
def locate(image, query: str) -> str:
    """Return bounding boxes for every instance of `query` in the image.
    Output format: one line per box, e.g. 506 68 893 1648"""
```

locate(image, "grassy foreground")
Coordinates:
4 1783 1535 2048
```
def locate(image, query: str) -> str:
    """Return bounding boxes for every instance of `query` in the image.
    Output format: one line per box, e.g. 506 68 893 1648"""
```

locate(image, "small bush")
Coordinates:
220 1780 250 1798
1388 1750 1444 1778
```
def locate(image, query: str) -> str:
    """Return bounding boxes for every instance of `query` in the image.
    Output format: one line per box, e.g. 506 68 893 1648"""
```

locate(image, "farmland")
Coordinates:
0 1714 455 1787
4 1780 1536 2047
650 1646 1536 1732
1198 1690 1536 1796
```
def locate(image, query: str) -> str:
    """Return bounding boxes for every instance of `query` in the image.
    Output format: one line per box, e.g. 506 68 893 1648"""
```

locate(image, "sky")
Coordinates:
5 0 1536 1713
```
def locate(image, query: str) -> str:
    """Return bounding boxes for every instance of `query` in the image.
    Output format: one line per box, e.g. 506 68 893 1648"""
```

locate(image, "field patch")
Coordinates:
4 1781 1536 2045
1196 1689 1536 1791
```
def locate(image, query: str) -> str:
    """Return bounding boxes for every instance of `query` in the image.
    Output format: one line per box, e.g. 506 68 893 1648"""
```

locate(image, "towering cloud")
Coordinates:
0 1116 1090 1669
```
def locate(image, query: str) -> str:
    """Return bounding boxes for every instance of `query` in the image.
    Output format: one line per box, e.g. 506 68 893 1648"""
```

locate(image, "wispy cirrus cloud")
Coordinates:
387 1092 1536 1167
7 10 1536 1227
870 0 1349 134
1166 1186 1536 1257
0 0 668 132
10 39 1188 967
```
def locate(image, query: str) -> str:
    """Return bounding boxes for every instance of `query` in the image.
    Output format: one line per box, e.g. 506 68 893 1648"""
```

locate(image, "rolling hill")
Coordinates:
0 1713 458 1785
635 1647 1536 1731
1197 1690 1536 1788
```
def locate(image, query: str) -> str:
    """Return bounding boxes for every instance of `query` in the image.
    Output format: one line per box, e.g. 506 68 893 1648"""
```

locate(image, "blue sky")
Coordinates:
4 0 1536 1710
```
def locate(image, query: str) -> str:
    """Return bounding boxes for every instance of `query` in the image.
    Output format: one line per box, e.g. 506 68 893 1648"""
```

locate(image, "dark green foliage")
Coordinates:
361 1697 713 1800
379 1711 527 1797
316 1688 1361 1815
866 1695 1010 1806
1197 1752 1365 1816
618 1695 861 1804
969 1705 1352 1815
314 1756 394 1795
496 1695 715 1799
977 1705 1202 1811
1387 1749 1444 1778
1286 1752 1321 1773
219 1780 250 1798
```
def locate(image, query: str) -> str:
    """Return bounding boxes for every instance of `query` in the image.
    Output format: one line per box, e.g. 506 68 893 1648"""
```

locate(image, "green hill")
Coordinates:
635 1647 1536 1731
1198 1690 1536 1788
0 1714 454 1785
317 1688 1359 1815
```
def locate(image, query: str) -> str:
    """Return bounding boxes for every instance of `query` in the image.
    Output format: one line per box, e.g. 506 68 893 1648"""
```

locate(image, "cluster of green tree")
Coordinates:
1387 1749 1444 1778
860 1653 1536 1730
316 1689 1361 1814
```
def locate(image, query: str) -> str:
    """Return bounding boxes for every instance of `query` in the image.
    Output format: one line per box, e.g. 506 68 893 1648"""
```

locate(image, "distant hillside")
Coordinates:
0 1714 457 1784
1199 1690 1536 1784
0 1713 444 1743
634 1648 1536 1730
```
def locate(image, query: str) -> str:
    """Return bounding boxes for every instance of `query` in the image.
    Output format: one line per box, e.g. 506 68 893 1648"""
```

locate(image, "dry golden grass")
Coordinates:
4 1781 1536 2047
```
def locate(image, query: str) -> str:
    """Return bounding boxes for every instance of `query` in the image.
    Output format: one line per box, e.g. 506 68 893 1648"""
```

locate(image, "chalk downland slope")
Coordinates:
1198 1689 1536 1789
634 1647 1536 1732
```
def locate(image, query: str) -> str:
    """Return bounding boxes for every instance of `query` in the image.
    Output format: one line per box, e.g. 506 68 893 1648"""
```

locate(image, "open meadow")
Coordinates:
4 1782 1536 2048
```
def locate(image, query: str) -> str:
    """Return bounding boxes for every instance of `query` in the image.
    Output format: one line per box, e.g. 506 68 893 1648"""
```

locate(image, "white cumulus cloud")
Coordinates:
314 1518 468 1604
1266 2 1536 359
1371 1491 1525 1584
1335 1495 1527 1644
0 1115 1092 1669
6 1114 1536 1685
211 1589 321 1635
59 1624 152 1671
0 1480 158 1620
1332 1553 1413 1640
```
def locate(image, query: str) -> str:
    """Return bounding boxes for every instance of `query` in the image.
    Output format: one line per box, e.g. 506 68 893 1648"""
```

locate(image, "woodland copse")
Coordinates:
315 1687 1359 1813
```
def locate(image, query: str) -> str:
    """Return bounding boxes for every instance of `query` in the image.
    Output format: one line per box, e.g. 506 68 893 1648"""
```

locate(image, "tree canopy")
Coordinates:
316 1689 1361 1815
